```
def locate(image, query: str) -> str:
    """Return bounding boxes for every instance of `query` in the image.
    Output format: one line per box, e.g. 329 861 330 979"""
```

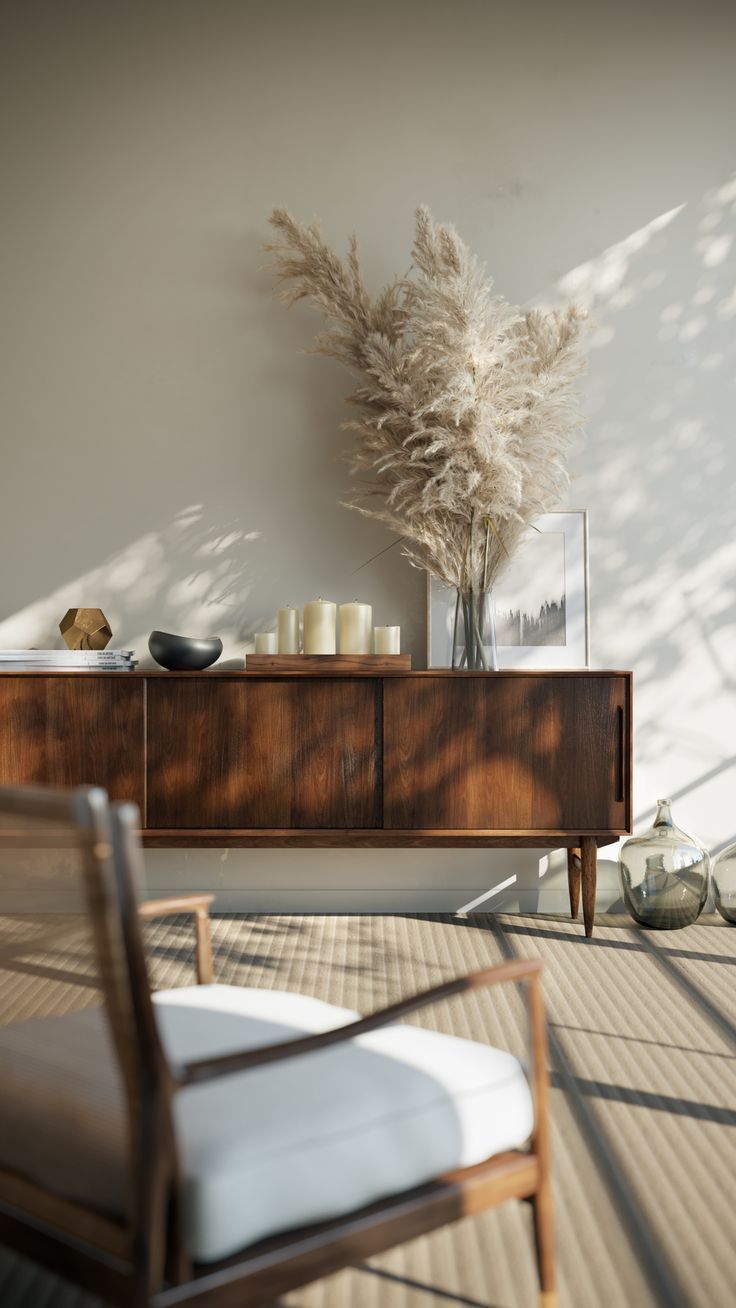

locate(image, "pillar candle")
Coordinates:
277 607 299 654
374 625 400 654
339 601 372 654
303 598 337 654
254 632 277 654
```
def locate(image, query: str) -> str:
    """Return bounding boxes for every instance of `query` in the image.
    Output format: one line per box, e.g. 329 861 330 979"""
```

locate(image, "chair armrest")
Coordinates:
138 894 215 920
174 957 545 1086
138 894 215 984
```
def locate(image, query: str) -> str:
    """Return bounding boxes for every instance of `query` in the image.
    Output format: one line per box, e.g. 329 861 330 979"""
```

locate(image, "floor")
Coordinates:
1 910 735 1308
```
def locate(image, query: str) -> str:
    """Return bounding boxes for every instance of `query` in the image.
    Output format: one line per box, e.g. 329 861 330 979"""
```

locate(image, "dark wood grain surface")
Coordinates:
0 672 632 850
383 675 629 832
0 676 144 808
146 677 380 829
146 679 250 828
244 654 411 673
580 836 599 939
0 668 631 678
242 678 380 828
141 829 619 847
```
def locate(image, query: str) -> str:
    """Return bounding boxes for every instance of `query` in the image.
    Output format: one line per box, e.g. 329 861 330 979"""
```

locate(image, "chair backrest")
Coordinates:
0 784 178 1287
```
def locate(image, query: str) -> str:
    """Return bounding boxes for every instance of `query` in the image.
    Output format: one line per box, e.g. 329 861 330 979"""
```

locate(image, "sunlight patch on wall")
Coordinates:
557 204 686 309
543 174 736 847
0 505 260 661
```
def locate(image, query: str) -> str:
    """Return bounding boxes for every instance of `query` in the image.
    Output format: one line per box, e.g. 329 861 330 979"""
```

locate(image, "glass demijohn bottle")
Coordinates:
618 798 709 929
712 843 736 924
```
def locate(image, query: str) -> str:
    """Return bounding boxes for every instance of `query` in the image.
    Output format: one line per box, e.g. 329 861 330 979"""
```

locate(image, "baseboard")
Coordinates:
139 887 625 914
140 848 625 914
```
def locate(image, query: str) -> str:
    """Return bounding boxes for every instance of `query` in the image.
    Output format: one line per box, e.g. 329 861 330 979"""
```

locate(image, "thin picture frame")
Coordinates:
426 510 590 669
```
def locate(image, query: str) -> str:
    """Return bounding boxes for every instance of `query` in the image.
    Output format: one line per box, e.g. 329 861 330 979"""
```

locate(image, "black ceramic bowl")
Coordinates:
148 630 223 671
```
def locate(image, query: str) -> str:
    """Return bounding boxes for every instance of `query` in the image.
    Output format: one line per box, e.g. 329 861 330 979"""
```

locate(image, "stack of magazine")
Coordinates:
0 650 138 672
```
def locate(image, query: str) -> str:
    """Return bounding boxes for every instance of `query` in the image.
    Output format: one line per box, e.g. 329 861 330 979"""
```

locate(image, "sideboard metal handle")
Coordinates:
615 704 625 803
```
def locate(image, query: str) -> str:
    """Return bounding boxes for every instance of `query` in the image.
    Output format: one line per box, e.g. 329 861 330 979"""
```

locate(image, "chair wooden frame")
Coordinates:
0 784 557 1307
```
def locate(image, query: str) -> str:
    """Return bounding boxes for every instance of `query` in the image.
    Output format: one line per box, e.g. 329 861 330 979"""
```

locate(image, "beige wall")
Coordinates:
1 0 735 910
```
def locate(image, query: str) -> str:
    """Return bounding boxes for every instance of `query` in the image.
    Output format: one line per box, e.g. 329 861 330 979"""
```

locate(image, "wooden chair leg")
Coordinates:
580 836 597 938
195 907 214 984
528 971 557 1307
531 1173 557 1307
567 847 581 920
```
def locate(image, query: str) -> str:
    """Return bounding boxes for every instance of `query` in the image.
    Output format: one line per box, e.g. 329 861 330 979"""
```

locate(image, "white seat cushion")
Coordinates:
156 985 534 1262
0 984 533 1264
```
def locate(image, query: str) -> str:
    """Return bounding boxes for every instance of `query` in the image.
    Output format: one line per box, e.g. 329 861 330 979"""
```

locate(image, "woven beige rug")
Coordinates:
1 911 735 1308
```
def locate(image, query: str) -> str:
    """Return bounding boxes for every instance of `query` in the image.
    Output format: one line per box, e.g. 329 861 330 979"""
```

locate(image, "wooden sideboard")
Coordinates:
0 669 632 936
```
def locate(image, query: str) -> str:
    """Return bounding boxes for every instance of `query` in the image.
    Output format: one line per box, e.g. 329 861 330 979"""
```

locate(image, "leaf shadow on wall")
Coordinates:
554 171 736 846
0 503 265 665
0 225 426 666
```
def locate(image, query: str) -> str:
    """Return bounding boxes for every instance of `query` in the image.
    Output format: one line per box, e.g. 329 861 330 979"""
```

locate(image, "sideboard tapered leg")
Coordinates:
567 847 581 920
580 837 597 938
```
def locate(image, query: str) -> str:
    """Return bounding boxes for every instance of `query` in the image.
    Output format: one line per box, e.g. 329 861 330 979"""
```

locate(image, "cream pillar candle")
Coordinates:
374 625 400 654
339 601 372 654
277 607 299 654
254 632 277 654
303 598 337 654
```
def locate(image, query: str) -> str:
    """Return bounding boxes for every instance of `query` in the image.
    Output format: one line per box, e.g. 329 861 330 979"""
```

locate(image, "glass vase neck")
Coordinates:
653 798 674 830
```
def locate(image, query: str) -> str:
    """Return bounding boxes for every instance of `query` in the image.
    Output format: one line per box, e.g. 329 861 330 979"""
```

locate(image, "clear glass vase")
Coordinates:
618 798 709 929
452 589 498 671
712 843 736 924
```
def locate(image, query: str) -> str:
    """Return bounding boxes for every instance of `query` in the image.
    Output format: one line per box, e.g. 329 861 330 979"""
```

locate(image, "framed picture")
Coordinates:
426 510 590 669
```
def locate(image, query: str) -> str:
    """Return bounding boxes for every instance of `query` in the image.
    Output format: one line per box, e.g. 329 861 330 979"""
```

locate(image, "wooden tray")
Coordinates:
244 654 411 674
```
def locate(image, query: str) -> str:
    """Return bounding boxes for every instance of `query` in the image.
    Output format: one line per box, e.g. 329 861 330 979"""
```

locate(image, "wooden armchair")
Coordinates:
0 784 556 1307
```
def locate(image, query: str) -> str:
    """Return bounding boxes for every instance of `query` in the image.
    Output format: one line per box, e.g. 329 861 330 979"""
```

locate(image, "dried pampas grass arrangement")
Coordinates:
267 206 587 597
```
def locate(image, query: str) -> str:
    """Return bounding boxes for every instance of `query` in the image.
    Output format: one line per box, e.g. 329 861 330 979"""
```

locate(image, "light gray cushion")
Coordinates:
0 983 533 1263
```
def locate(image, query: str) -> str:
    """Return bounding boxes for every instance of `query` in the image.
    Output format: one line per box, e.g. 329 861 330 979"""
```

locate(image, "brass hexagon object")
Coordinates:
59 608 113 651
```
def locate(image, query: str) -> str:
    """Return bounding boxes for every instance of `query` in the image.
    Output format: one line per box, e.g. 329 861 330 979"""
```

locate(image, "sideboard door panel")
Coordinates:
147 679 249 828
0 677 144 809
383 676 628 831
147 677 381 829
243 679 380 828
